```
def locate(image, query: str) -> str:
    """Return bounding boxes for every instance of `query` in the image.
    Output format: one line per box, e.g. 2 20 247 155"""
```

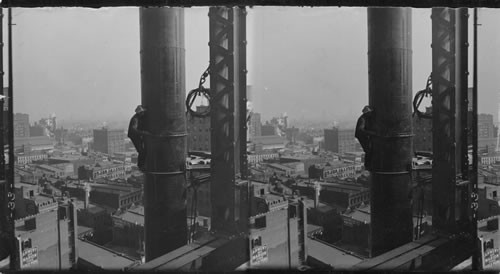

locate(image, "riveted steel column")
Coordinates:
7 8 17 269
0 8 7 261
456 8 473 228
0 8 15 268
238 8 248 180
209 7 246 234
471 8 479 270
431 7 466 234
139 7 187 261
457 8 469 180
367 7 413 257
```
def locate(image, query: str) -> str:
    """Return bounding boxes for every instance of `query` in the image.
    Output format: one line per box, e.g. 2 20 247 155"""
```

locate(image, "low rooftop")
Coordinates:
308 239 363 269
480 152 500 158
294 180 368 194
343 204 370 224
322 161 359 169
14 136 54 146
73 199 106 214
15 151 46 156
114 206 144 226
260 193 287 204
266 163 295 172
15 182 38 189
281 154 323 161
319 181 368 194
78 225 94 236
32 194 56 206
78 239 137 270
49 155 89 161
36 164 65 173
251 135 287 145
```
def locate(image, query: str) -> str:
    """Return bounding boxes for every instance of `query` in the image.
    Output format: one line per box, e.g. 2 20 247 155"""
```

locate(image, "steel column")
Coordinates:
457 9 469 180
471 8 479 271
456 8 473 229
0 7 10 264
431 7 456 233
7 8 16 269
238 8 248 180
139 7 187 261
432 8 471 234
209 7 246 234
367 7 413 257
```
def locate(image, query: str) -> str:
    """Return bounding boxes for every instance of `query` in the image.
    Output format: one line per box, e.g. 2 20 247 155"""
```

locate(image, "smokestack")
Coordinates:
139 7 187 261
367 7 413 257
314 182 320 208
84 183 89 209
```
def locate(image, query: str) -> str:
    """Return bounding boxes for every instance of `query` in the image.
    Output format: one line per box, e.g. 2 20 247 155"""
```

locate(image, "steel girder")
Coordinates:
209 7 247 234
432 7 472 234
432 8 456 233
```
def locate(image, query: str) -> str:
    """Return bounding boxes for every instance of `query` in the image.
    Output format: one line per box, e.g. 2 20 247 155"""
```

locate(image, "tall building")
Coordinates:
478 217 500 270
29 124 45 137
324 127 358 153
479 114 495 139
78 162 126 181
14 113 30 138
92 128 125 155
324 128 337 152
248 182 307 268
261 123 276 136
260 115 287 137
14 136 54 153
187 105 211 152
55 128 68 144
14 185 77 270
249 112 262 139
285 127 299 144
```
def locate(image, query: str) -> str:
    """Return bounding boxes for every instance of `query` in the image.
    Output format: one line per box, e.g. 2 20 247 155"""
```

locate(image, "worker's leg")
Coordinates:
131 138 143 154
362 141 370 170
131 138 144 170
138 140 147 170
365 152 371 171
138 152 145 170
138 148 146 170
365 142 373 171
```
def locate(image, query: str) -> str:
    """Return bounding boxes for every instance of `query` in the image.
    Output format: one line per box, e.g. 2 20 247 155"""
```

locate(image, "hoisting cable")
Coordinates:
186 65 211 118
412 74 433 119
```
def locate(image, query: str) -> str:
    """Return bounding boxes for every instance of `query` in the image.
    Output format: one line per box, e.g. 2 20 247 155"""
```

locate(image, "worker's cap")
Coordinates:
135 105 146 113
362 105 373 114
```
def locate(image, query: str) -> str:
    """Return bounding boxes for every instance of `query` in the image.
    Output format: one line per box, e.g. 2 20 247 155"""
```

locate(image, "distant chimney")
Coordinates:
84 183 90 209
314 182 321 208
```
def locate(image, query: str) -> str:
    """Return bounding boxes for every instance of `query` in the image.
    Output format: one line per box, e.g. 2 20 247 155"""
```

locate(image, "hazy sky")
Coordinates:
8 7 500 125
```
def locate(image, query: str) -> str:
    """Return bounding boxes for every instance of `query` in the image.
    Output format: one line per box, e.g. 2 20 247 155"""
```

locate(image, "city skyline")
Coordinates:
7 8 500 123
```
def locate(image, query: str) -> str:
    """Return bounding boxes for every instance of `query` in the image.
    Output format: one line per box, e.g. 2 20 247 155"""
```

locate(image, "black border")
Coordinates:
1 0 500 8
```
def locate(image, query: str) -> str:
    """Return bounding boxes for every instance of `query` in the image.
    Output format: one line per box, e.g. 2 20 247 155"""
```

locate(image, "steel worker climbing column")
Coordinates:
367 7 414 257
139 7 187 262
